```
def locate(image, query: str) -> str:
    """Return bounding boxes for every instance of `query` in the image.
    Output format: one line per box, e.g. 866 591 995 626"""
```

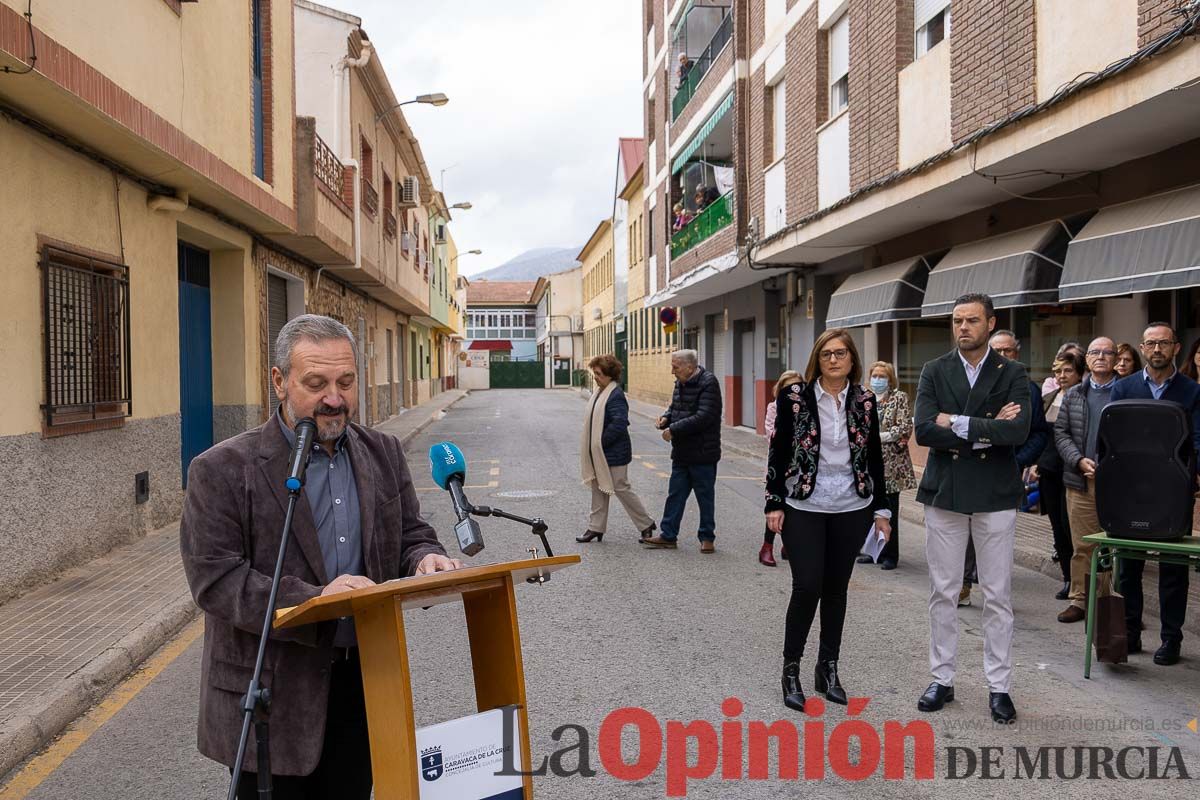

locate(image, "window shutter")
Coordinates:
829 13 850 82
914 0 947 31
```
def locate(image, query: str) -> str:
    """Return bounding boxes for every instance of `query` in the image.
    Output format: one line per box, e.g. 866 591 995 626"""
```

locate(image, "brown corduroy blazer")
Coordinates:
179 417 446 775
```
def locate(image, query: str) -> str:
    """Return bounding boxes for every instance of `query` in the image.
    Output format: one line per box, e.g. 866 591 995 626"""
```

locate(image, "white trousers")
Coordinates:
924 505 1016 693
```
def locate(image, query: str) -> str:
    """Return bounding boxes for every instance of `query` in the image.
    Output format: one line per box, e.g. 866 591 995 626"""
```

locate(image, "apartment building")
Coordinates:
643 0 1200 431
580 220 618 367
464 281 539 362
532 267 586 387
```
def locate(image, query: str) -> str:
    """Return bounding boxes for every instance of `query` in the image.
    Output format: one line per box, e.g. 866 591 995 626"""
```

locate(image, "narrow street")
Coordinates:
6 388 1197 799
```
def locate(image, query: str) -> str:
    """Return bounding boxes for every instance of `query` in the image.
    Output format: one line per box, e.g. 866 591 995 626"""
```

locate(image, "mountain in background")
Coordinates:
467 247 580 281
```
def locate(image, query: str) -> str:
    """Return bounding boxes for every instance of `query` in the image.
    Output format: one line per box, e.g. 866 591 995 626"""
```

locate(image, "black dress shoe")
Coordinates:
880 559 897 570
814 660 848 705
1154 641 1181 666
855 554 873 564
782 662 806 712
1055 582 1069 600
1127 633 1143 654
640 522 657 541
989 692 1017 724
917 682 954 712
575 530 604 543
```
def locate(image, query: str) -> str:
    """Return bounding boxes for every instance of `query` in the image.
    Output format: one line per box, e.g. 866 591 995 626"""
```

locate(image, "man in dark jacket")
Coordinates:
914 294 1031 724
643 349 723 553
1053 336 1118 624
959 330 1049 607
1107 322 1200 665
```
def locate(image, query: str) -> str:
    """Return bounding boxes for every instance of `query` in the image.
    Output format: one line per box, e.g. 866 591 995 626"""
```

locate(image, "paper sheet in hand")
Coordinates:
861 523 886 563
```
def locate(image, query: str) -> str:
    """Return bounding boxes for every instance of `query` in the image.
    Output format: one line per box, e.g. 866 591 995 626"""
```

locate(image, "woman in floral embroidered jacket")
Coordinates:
765 328 890 713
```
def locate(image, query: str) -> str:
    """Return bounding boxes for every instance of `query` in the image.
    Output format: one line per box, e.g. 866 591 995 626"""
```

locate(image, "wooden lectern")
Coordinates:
273 555 580 799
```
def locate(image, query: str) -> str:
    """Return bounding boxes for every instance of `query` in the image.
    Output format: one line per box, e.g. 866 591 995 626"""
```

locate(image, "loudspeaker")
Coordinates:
1095 399 1195 540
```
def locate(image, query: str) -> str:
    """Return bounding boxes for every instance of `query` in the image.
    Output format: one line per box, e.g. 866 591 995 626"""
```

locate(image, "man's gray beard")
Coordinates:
284 396 348 442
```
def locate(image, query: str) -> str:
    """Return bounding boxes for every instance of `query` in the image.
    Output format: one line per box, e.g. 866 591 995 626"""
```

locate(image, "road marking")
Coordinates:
0 617 205 799
640 462 657 470
489 468 500 476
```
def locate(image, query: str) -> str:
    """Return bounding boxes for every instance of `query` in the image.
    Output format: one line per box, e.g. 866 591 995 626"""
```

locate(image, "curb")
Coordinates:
0 390 470 780
0 588 199 778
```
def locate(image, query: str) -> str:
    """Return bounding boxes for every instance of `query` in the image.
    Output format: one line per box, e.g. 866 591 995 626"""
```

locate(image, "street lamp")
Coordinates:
375 93 449 123
449 249 482 265
450 202 473 211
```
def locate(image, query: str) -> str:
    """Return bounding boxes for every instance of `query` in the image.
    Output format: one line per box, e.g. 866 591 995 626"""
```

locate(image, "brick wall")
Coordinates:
748 66 768 227
950 0 1037 143
1139 0 1184 45
655 184 669 290
673 44 735 133
669 223 738 280
784 5 822 223
750 0 766 54
251 0 274 185
848 0 908 190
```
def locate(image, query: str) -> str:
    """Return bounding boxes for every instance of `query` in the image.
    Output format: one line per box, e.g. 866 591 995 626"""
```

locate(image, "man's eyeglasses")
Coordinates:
1142 340 1176 351
819 348 850 362
1086 349 1116 357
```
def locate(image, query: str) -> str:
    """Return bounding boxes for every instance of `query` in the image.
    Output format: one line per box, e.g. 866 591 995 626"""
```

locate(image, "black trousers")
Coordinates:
1041 469 1072 582
780 505 873 662
878 493 901 564
235 652 373 800
1119 559 1190 646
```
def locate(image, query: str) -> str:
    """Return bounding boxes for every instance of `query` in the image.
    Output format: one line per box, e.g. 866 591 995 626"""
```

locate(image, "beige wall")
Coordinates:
581 230 615 336
1036 0 1138 103
0 121 186 436
549 267 584 325
3 0 296 205
898 38 952 171
627 183 647 306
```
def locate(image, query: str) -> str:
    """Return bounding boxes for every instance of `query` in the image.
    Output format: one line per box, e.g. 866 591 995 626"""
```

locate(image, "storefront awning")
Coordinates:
1059 183 1200 302
921 221 1072 317
671 92 734 174
826 257 931 328
468 340 511 351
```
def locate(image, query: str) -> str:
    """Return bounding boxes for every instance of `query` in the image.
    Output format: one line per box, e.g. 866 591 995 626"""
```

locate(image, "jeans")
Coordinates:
659 462 717 541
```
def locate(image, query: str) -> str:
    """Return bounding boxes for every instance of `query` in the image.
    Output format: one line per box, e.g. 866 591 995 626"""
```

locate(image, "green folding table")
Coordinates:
1083 532 1200 678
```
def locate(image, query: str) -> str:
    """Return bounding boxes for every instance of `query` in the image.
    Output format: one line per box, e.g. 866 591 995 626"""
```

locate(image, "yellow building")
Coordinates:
620 155 677 405
580 220 616 364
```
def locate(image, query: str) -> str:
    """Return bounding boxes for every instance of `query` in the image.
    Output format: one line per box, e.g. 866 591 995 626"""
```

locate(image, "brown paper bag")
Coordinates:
1094 594 1128 664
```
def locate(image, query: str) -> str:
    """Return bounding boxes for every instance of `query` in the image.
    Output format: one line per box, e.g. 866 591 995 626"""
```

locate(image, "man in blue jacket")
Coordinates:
1108 322 1200 666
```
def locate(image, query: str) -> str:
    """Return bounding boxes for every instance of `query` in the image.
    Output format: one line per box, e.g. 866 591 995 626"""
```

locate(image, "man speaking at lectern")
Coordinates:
180 314 461 799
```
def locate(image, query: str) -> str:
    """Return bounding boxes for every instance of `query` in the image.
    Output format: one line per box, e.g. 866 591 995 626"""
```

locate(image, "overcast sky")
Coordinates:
333 0 644 276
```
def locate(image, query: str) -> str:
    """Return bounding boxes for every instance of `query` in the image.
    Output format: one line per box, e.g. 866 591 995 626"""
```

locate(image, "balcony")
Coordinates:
671 191 733 258
361 178 379 217
671 10 733 122
272 117 354 265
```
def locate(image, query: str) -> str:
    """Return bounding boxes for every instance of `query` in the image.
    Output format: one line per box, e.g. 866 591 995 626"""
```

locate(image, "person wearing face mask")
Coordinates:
854 362 915 571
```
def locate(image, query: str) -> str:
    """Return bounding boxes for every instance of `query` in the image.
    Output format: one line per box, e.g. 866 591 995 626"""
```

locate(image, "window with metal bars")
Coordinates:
40 245 132 430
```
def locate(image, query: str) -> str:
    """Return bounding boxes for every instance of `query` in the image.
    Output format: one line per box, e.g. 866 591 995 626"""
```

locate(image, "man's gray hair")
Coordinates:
989 329 1020 349
671 349 699 366
274 314 358 377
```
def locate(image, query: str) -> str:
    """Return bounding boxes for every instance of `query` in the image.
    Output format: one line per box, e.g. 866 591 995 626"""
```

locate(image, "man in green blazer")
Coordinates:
913 293 1031 724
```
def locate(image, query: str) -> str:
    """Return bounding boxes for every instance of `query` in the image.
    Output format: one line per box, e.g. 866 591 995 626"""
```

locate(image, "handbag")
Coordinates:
1093 594 1128 664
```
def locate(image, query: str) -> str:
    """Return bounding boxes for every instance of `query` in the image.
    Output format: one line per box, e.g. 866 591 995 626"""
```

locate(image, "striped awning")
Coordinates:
921 221 1073 317
1060 183 1200 301
826 257 931 328
671 92 734 174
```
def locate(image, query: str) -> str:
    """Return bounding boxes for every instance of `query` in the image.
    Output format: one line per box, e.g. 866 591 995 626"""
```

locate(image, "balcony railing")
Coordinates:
670 191 733 258
671 13 733 122
384 210 397 239
361 178 379 217
313 132 344 197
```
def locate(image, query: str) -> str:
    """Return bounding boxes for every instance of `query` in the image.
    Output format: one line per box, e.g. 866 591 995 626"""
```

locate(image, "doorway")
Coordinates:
736 319 756 429
178 243 214 487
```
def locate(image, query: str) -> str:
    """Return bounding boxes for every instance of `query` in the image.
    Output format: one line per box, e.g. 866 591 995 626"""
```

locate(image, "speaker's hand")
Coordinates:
1079 457 1097 478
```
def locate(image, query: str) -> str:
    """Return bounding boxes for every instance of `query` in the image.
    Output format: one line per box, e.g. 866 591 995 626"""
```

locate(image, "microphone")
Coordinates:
285 417 318 492
429 441 484 556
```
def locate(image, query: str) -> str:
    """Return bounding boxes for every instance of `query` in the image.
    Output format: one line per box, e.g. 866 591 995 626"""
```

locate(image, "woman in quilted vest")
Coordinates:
765 329 891 712
855 361 916 570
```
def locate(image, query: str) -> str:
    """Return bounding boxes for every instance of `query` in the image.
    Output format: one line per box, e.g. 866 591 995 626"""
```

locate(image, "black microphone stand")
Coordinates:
468 504 553 583
226 464 310 800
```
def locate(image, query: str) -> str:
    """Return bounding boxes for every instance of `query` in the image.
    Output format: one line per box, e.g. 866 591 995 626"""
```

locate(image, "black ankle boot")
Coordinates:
781 661 806 712
814 660 848 705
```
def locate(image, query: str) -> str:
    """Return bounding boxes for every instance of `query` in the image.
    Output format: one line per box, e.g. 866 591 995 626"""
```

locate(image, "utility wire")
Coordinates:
2 0 36 75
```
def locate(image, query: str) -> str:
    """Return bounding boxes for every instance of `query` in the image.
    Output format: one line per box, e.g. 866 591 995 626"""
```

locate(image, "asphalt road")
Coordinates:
7 389 1200 799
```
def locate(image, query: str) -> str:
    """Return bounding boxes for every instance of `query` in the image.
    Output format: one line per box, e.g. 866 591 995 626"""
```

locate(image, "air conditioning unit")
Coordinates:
399 175 419 208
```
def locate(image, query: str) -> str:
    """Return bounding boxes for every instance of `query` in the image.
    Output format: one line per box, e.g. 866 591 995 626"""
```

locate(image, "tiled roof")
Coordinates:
619 138 645 185
466 280 536 304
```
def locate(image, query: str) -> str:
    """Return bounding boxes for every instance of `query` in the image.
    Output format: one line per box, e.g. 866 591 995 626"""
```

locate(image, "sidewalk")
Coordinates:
621 389 1200 637
0 389 468 779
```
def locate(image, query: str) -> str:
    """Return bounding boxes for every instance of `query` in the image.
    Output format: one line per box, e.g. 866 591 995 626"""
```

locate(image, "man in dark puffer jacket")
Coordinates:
643 349 723 552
